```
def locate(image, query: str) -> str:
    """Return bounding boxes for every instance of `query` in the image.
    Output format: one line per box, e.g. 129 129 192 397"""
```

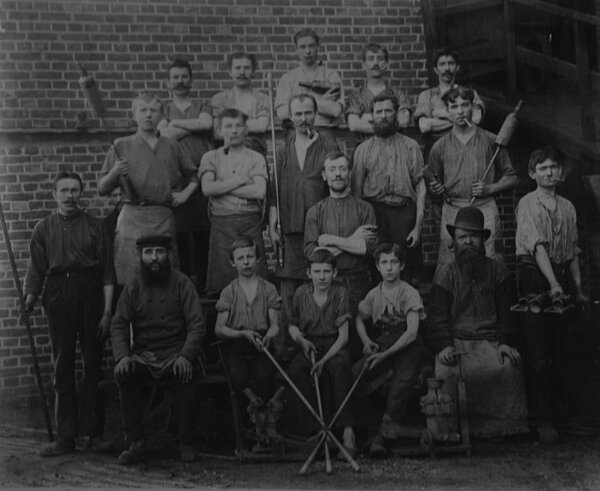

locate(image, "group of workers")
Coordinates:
21 27 592 466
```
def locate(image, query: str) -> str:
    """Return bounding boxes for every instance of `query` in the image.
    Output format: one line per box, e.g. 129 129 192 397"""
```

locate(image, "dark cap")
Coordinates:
446 206 491 241
136 235 172 249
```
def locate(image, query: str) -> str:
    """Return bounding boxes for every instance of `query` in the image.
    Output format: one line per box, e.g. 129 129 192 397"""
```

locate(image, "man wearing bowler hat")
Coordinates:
426 207 528 438
110 235 205 464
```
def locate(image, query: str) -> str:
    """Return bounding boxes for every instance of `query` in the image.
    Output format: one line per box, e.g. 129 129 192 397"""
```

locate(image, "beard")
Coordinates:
373 118 398 138
455 243 487 281
140 257 171 285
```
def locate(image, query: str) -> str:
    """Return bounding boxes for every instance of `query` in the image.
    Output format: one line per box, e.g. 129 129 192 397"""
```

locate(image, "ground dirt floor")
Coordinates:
1 424 599 489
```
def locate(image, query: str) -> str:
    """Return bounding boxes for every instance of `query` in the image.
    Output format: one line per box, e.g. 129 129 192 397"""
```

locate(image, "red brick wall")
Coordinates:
0 0 430 403
0 0 428 131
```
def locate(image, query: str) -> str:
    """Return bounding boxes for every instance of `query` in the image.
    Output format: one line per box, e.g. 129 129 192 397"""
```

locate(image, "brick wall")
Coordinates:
0 0 428 131
2 0 596 417
0 0 430 406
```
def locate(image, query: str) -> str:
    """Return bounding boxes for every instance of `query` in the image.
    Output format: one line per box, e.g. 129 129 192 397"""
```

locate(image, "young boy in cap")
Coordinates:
354 243 425 457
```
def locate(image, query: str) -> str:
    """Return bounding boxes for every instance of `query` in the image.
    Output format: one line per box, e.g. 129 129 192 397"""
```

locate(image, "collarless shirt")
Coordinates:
352 133 424 202
215 277 281 332
290 283 351 337
101 133 197 204
304 194 377 274
515 188 579 264
428 127 515 200
199 146 268 216
163 99 213 166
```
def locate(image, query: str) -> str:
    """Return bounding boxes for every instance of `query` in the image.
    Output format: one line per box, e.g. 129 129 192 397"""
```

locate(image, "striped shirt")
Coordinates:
428 127 516 200
515 189 579 264
24 210 115 298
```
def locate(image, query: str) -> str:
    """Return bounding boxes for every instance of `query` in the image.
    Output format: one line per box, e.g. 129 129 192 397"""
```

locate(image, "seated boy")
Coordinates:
215 238 281 414
355 243 424 457
286 249 356 456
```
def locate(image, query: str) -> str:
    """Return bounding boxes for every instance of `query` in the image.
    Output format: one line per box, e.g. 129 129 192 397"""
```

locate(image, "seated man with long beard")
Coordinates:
110 235 205 464
426 207 529 438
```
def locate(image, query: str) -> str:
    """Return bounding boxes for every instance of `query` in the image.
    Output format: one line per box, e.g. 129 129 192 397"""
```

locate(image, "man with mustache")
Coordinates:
427 86 518 280
98 92 199 287
304 151 378 356
414 47 484 154
516 147 590 444
158 59 213 292
275 28 344 134
211 52 270 156
426 207 528 438
269 93 339 356
24 172 115 456
352 93 426 285
346 43 411 147
111 235 205 464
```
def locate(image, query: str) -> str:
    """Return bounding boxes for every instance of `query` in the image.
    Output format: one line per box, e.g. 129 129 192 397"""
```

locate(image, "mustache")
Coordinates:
172 83 191 90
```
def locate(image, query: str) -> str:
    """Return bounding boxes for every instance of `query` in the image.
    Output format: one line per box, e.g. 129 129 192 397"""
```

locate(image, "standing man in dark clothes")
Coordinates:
24 172 115 457
268 93 339 355
111 235 205 464
158 59 213 289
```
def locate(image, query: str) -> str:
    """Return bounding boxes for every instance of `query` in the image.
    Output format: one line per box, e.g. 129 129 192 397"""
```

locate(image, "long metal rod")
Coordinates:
266 72 284 268
0 199 54 442
469 146 500 206
311 353 331 474
261 348 360 472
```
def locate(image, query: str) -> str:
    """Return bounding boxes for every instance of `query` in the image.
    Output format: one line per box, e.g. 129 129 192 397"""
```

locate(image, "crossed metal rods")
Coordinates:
261 346 368 474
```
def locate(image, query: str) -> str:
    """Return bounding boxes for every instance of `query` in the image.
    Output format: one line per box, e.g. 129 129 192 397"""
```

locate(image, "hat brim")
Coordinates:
446 224 491 242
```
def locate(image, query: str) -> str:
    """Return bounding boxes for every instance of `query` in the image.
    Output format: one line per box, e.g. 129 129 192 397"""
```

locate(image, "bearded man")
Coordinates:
426 207 528 438
110 235 205 464
352 93 426 283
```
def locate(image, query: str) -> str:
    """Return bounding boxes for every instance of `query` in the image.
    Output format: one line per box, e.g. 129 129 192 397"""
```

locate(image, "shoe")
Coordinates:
369 434 388 458
179 444 196 463
536 426 560 445
117 440 146 465
85 436 115 453
39 438 75 457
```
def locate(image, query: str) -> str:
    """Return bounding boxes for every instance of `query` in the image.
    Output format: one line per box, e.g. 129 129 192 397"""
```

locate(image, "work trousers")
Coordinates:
117 362 199 445
43 272 105 440
222 341 276 405
519 262 575 428
354 340 423 427
286 340 354 436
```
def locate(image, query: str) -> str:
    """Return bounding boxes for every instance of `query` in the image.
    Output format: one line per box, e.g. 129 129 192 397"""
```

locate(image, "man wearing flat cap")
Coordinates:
426 207 528 438
110 235 205 464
